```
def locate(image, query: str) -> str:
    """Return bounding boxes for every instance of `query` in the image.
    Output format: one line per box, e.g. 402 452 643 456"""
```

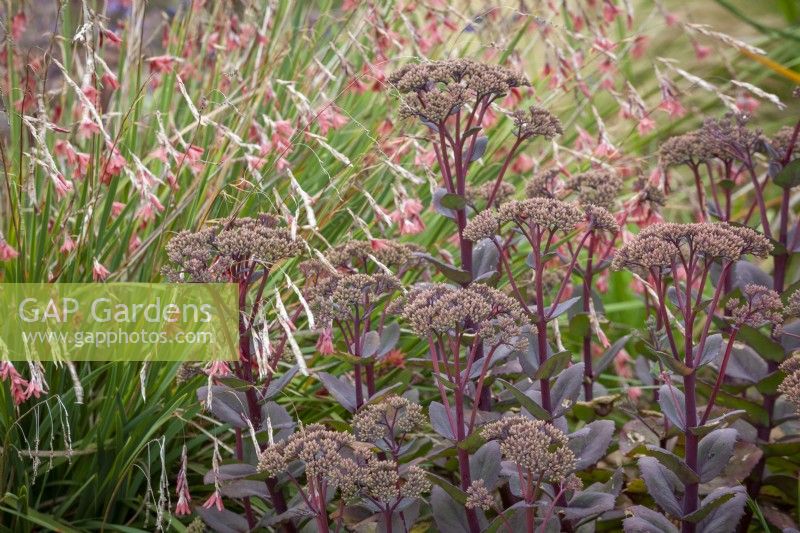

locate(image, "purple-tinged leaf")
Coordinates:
196 385 249 429
551 363 584 417
595 334 632 375
642 445 698 484
264 365 299 400
430 485 469 533
203 463 256 484
467 136 489 161
638 456 683 517
569 419 614 470
697 486 747 533
195 506 250 533
260 401 295 439
432 188 458 219
470 440 502 490
623 505 679 532
533 350 572 380
376 322 400 357
219 479 270 500
563 490 615 521
698 428 738 482
361 330 380 358
498 378 551 420
429 401 457 440
657 384 686 431
318 372 357 412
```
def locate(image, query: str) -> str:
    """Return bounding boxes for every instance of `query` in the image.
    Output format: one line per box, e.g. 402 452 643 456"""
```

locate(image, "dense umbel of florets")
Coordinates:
585 205 620 233
481 416 576 482
356 458 430 502
389 59 528 96
611 222 772 273
399 283 528 344
466 181 516 207
511 106 563 140
465 480 494 511
525 169 560 199
659 131 715 167
306 273 401 325
325 239 420 271
787 290 800 317
565 170 622 209
163 215 303 282
351 396 425 443
498 198 584 233
463 209 500 241
779 353 800 416
700 113 763 161
391 59 528 123
726 284 784 328
771 126 800 160
258 424 372 496
257 424 429 503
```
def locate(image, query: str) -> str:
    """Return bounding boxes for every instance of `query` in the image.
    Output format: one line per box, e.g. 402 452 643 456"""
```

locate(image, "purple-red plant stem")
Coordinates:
582 233 596 400
533 228 553 415
700 331 739 425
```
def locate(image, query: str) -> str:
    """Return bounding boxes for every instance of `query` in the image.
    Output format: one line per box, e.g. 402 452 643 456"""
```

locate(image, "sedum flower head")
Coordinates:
399 283 528 345
779 353 800 416
307 273 401 325
164 215 303 282
389 59 528 97
525 169 560 199
585 205 619 233
565 170 622 209
481 416 576 482
257 423 372 497
771 126 800 161
700 113 763 161
787 290 800 317
511 106 563 140
463 210 500 242
325 239 420 271
612 222 772 273
726 284 784 328
466 181 516 208
497 198 584 233
659 131 715 167
465 479 494 511
391 59 528 124
352 395 425 443
355 459 430 502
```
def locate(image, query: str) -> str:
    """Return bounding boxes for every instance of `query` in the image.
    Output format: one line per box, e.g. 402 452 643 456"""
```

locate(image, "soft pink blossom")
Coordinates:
0 362 28 405
92 259 110 281
60 235 76 254
317 105 349 135
316 328 335 355
202 490 225 512
390 199 425 236
0 238 19 261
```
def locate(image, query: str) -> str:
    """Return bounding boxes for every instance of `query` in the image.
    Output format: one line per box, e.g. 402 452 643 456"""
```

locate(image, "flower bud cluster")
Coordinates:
398 283 528 345
480 416 576 482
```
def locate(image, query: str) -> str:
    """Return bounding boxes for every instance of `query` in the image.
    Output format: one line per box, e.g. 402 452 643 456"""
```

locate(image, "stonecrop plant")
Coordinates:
4 1 800 532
